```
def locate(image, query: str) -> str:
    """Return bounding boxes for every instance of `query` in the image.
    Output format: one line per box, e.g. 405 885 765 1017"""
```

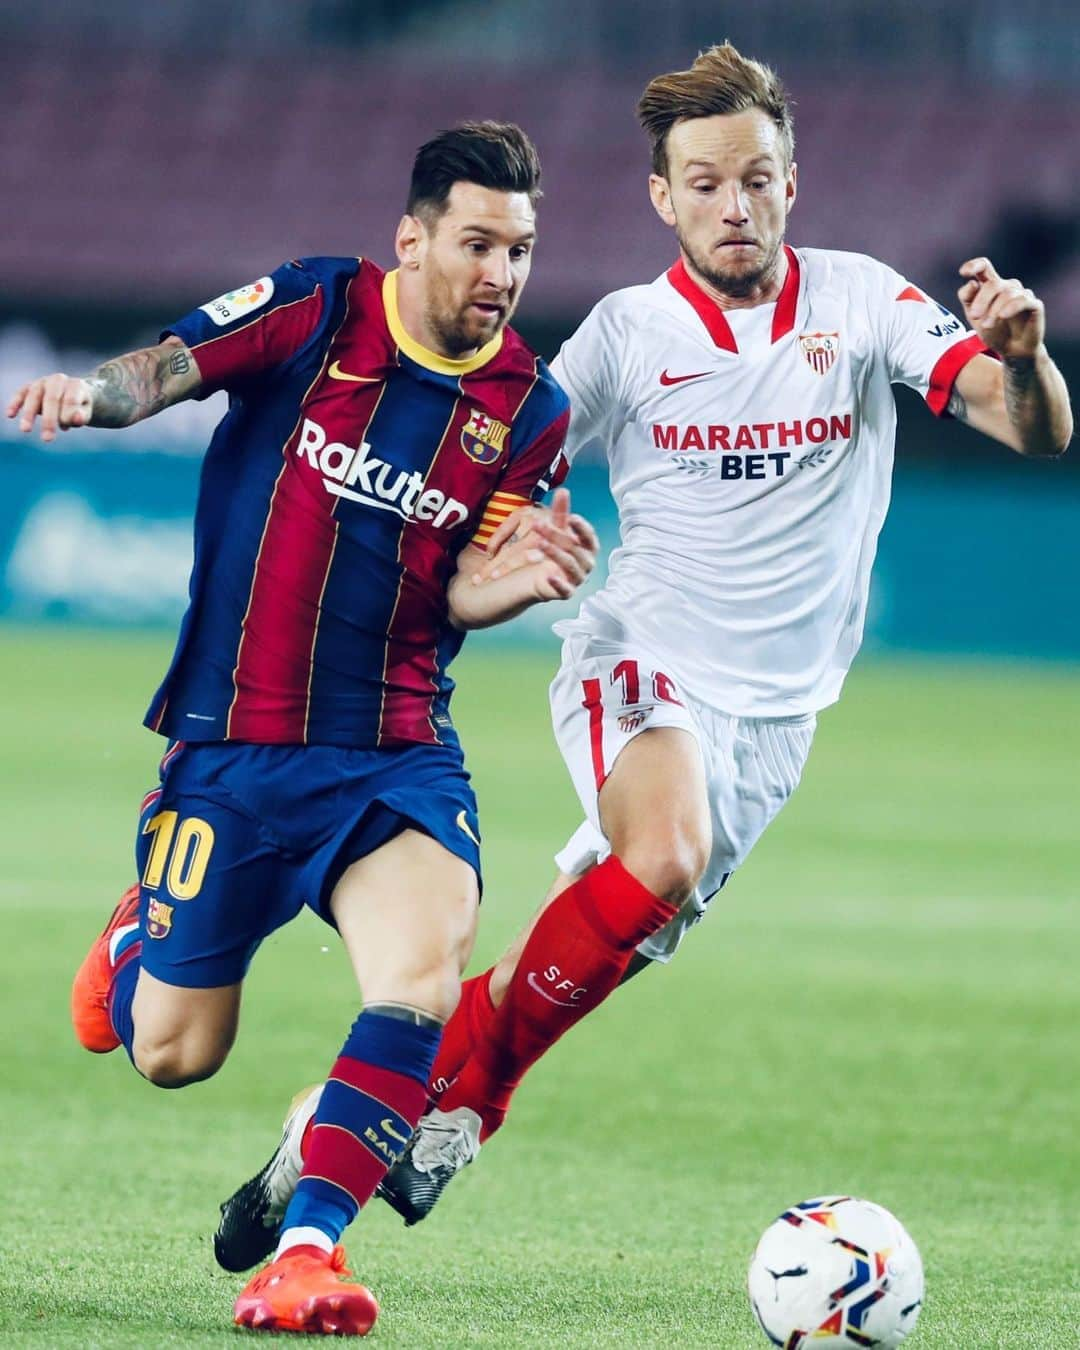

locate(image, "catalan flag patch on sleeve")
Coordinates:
469 491 532 550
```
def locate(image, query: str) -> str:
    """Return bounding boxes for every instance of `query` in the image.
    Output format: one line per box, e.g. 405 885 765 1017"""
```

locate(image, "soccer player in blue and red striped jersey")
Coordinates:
7 121 597 1337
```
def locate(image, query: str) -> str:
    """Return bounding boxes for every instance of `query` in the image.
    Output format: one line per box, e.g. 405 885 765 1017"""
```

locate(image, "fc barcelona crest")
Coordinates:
798 331 840 376
461 408 510 464
147 896 174 939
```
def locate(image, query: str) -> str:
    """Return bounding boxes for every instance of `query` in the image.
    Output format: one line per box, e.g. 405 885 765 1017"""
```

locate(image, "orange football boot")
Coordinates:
233 1244 379 1336
70 883 141 1053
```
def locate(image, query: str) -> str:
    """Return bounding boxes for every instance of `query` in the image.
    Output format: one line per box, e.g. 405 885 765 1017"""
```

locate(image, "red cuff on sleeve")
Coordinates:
926 333 992 417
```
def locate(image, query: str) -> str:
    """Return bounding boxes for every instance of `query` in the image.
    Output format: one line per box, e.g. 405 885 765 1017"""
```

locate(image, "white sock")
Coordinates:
275 1226 334 1259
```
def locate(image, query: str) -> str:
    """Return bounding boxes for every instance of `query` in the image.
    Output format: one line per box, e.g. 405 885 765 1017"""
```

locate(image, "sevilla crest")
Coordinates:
617 708 652 734
798 331 840 376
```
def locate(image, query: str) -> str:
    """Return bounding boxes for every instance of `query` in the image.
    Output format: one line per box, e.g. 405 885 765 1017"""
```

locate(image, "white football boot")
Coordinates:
376 1106 482 1225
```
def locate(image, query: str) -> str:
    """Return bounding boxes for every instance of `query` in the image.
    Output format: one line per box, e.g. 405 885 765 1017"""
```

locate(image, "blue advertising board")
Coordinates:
1 443 1076 662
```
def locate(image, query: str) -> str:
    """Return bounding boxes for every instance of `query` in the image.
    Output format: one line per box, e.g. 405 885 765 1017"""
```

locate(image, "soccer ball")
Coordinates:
747 1196 924 1348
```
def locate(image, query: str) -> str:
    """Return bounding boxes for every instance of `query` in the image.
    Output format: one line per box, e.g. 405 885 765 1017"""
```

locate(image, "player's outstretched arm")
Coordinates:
6 336 203 443
448 487 598 631
948 258 1072 457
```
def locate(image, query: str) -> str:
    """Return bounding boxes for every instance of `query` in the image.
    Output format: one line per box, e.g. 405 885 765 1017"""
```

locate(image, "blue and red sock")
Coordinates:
107 933 142 1063
278 1008 441 1253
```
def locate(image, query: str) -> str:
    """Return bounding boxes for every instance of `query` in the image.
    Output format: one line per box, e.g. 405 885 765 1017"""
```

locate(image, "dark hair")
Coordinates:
406 121 542 220
637 42 794 176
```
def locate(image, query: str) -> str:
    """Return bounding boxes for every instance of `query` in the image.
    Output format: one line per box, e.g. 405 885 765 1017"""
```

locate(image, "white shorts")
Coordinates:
549 634 815 962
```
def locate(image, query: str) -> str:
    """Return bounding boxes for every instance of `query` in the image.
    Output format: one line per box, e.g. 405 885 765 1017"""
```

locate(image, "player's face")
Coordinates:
650 110 796 300
413 182 536 357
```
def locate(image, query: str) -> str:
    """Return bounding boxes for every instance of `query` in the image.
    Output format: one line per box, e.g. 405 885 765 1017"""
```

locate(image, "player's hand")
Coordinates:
957 258 1045 361
480 501 545 564
6 373 94 443
473 487 599 599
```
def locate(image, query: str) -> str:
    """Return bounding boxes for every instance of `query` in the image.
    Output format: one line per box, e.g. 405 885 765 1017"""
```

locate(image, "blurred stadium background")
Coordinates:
1 0 1078 651
1 3 1077 1345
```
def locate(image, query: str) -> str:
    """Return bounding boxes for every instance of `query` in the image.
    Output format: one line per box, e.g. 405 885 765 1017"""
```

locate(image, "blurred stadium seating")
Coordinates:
2 51 1078 325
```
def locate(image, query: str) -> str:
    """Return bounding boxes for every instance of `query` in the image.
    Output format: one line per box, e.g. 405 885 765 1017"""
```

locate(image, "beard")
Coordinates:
424 273 512 358
677 225 784 300
425 308 487 358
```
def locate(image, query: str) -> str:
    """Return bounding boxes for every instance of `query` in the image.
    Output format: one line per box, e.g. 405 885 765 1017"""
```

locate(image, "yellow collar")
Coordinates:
383 269 504 375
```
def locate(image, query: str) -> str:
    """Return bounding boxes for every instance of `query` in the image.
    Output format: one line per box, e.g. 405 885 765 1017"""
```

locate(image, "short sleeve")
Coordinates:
878 268 990 417
163 259 328 395
550 297 624 462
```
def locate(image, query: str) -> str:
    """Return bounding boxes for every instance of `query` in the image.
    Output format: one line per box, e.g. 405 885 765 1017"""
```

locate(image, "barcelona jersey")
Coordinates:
145 256 569 749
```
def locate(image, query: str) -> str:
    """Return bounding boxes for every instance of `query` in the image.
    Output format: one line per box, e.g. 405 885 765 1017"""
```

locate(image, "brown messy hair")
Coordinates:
637 43 794 176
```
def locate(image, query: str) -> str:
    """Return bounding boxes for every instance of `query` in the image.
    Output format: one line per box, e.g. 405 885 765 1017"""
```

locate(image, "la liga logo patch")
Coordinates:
200 276 275 327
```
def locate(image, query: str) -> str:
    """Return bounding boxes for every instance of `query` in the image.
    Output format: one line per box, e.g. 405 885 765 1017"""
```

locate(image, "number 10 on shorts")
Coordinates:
141 810 216 900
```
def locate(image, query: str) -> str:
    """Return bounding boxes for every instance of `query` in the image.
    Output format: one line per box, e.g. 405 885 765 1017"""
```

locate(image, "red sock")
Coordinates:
427 969 496 1102
438 857 676 1139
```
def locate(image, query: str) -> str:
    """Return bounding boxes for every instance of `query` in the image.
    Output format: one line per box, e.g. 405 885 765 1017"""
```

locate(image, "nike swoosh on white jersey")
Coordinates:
659 368 712 386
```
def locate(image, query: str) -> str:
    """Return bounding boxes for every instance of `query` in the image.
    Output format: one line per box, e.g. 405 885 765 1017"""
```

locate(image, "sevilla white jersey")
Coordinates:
551 246 988 716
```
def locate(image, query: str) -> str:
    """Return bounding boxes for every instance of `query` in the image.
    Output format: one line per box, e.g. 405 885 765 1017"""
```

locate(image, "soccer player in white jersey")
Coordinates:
214 43 1072 1253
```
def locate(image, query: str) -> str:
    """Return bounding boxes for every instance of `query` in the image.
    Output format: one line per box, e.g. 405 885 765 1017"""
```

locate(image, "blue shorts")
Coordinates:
133 740 481 988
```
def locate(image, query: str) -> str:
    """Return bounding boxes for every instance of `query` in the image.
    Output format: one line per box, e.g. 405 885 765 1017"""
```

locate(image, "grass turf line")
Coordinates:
0 627 1076 1346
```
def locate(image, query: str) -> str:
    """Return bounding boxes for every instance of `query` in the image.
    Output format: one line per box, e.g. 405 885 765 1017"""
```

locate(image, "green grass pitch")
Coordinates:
0 627 1076 1347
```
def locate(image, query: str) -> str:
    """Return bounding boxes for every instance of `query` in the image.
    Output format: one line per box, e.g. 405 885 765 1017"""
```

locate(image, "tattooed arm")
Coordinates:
947 257 1072 458
86 339 201 427
6 336 203 443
